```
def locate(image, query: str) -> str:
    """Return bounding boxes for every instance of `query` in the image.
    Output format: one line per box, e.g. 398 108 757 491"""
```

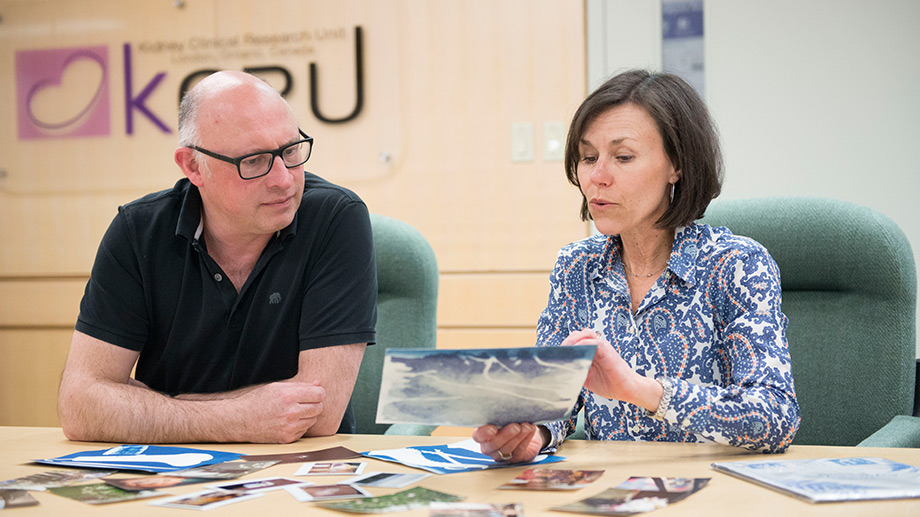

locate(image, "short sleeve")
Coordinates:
298 200 378 349
75 209 150 351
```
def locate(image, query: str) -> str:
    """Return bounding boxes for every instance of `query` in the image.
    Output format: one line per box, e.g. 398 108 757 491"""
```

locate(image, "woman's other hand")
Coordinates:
564 329 663 412
472 422 548 463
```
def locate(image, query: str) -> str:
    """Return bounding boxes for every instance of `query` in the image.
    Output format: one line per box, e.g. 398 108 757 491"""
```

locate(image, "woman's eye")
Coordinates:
581 156 597 164
616 155 634 163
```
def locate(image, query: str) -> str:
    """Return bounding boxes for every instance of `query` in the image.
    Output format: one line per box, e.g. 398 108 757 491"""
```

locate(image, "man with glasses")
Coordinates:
58 71 376 443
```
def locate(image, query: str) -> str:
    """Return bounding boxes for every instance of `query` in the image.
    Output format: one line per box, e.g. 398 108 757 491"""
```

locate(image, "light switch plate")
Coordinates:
543 121 566 161
511 122 534 162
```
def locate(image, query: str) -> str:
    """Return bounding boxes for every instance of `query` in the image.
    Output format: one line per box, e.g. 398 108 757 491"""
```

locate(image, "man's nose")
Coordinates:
264 155 294 187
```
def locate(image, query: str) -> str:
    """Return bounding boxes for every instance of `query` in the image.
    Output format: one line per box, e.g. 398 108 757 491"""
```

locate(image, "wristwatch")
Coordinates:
650 377 674 420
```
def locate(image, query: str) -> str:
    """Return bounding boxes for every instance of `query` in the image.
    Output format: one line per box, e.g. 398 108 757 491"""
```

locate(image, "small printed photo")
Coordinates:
616 476 710 504
47 483 162 505
295 461 367 476
0 469 116 490
208 477 312 493
498 468 604 491
0 489 40 509
317 487 464 513
149 489 263 510
551 487 644 515
104 475 211 491
429 502 524 517
284 483 370 502
342 471 431 489
170 460 280 480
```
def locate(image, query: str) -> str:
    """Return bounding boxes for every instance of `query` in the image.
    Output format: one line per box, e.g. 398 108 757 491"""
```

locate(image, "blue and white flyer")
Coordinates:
35 445 241 473
363 439 564 475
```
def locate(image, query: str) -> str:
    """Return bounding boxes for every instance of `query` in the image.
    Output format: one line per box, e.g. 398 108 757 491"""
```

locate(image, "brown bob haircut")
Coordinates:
564 69 723 229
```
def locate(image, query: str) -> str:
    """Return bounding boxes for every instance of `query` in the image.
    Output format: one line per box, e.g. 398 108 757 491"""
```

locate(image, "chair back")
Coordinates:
701 197 916 445
351 214 439 434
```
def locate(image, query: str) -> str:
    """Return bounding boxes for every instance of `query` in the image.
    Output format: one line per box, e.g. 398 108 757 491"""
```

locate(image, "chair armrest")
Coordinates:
857 415 920 448
383 423 438 436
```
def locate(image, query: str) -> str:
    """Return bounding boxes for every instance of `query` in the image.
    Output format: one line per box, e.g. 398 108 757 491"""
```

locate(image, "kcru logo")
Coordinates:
16 46 111 140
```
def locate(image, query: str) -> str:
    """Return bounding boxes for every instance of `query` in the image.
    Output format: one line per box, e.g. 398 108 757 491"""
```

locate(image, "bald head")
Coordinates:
177 71 293 148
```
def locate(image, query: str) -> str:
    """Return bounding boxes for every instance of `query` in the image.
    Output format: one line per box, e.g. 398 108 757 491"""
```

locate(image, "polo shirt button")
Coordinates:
214 273 222 282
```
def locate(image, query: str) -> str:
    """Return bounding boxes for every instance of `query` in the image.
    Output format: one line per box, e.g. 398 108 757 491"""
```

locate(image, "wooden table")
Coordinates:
1 427 918 515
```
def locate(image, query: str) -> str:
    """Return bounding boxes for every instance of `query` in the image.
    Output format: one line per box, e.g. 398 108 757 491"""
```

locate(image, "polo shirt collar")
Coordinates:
175 181 298 243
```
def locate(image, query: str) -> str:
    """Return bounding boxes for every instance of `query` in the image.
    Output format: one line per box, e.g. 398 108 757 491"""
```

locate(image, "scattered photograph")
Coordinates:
47 483 162 505
342 472 431 489
0 469 116 490
551 487 644 515
498 468 604 490
170 460 279 480
149 489 262 510
104 475 211 491
296 461 367 476
429 502 524 516
208 477 311 493
616 477 710 504
241 446 361 464
284 484 370 502
376 345 596 427
0 489 39 509
317 486 464 513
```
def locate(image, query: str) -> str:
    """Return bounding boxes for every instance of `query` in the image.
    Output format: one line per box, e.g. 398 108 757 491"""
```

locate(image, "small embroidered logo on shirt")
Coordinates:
269 292 282 304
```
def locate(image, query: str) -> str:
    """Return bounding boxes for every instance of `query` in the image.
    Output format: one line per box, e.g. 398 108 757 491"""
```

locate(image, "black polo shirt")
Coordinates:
76 172 377 425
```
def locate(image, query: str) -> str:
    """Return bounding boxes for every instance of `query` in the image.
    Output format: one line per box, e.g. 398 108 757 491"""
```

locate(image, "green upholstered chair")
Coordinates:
700 197 918 447
349 214 439 435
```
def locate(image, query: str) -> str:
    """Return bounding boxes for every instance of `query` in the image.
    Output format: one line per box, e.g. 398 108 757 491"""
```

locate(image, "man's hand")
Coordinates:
231 381 326 443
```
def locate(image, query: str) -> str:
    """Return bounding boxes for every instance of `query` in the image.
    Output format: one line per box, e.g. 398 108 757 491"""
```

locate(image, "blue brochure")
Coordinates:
363 439 565 475
35 445 241 473
711 457 920 503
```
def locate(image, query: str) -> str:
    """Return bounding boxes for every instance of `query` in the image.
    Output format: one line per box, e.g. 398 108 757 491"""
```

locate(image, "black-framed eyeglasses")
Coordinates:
188 129 314 180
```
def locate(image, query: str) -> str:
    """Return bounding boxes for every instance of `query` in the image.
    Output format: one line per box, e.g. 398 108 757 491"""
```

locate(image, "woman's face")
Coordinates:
576 102 679 237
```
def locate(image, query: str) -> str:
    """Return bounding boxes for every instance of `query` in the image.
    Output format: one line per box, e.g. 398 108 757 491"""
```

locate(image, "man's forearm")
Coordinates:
59 377 247 443
173 384 260 401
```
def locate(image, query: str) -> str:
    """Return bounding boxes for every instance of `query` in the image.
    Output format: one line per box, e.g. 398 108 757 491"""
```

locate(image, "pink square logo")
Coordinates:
16 46 110 139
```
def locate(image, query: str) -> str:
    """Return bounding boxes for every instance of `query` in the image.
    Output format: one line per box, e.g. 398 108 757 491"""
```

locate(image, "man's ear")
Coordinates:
175 147 205 187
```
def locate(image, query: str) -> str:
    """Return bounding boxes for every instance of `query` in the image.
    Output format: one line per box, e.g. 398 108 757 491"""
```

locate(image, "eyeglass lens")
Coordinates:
239 140 311 179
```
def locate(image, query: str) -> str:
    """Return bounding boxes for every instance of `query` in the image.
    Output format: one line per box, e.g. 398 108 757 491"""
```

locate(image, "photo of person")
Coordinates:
295 461 367 476
284 484 370 502
150 489 263 510
499 468 604 490
208 477 310 493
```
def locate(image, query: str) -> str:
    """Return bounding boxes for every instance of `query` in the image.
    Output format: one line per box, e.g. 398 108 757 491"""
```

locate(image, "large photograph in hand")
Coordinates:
376 345 596 427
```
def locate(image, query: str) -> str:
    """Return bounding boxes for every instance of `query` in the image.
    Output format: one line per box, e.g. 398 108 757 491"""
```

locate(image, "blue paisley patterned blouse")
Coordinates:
540 223 800 453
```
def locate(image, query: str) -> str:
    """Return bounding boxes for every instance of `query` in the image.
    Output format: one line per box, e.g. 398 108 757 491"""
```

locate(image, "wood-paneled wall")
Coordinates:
0 0 588 426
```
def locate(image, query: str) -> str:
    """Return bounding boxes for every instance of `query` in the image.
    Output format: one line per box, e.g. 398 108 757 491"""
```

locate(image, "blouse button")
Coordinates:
682 418 690 427
214 273 223 282
632 425 641 433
